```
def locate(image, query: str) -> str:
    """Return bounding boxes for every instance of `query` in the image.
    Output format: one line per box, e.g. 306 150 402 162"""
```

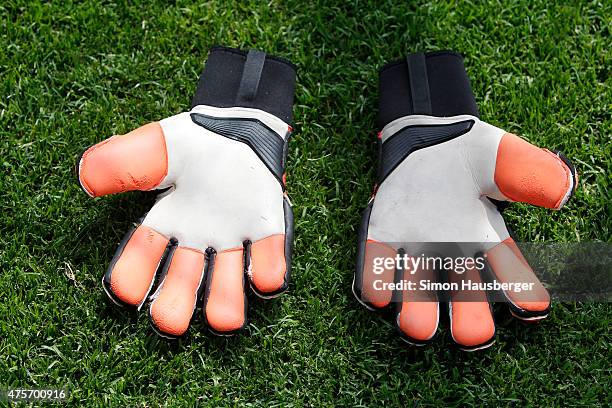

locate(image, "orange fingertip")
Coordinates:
79 122 168 197
249 234 287 295
486 238 550 313
360 240 396 308
450 302 495 348
397 302 439 342
149 247 206 337
204 248 246 333
494 133 573 209
108 225 169 306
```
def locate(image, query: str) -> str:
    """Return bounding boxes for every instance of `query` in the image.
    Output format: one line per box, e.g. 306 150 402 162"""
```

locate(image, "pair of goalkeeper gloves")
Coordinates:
77 46 576 350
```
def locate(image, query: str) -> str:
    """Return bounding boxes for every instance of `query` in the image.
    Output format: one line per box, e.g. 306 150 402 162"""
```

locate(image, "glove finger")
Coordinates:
448 265 496 351
202 247 248 335
395 260 439 345
354 239 397 310
78 122 168 197
103 224 171 308
354 202 394 310
493 133 577 209
248 234 289 298
485 238 550 321
148 246 206 338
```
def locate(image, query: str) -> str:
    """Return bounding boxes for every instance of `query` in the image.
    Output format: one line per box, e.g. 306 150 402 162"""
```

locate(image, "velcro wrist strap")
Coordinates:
191 46 297 124
378 51 479 129
406 53 432 115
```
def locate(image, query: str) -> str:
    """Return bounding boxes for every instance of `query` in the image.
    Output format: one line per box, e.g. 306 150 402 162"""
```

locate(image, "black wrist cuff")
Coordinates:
191 46 297 124
378 51 479 129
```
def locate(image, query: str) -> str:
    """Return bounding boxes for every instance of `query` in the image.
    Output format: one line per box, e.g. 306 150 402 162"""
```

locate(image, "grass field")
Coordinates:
1 0 610 406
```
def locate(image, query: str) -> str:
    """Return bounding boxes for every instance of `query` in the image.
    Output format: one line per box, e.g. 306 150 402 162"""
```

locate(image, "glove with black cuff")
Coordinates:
77 46 296 338
353 51 577 351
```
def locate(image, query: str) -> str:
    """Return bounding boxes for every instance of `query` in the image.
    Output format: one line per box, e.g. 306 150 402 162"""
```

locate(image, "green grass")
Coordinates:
1 0 610 406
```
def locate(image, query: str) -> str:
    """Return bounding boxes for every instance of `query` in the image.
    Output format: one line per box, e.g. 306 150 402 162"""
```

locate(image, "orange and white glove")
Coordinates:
78 47 296 338
353 51 577 351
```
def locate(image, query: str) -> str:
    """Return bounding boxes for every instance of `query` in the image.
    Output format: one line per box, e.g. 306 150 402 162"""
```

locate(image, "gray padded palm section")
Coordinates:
191 113 286 182
378 120 474 183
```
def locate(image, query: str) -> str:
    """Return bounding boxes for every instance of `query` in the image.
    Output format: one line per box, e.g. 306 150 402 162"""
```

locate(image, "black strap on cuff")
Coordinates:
191 46 297 124
406 53 432 115
378 51 479 129
236 50 266 105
